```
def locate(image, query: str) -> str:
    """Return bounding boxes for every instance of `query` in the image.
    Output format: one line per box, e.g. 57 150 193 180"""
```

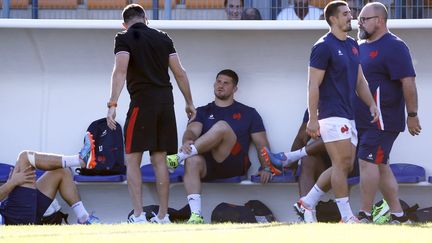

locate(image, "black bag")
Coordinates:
211 200 275 223
244 200 276 223
211 202 257 223
316 199 341 223
410 207 432 223
40 211 69 225
77 118 126 176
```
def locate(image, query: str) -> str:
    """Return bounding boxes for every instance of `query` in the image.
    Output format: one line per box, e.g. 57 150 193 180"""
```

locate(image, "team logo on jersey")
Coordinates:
337 50 343 56
369 50 379 59
208 114 215 120
340 125 349 134
352 47 359 56
232 113 242 120
367 153 374 160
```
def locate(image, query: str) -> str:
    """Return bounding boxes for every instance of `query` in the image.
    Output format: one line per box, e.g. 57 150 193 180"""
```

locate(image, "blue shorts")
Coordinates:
202 141 250 181
357 129 399 165
0 186 53 225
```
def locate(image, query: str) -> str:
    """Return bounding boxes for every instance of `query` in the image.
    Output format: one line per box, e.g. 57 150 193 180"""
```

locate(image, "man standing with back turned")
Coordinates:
298 1 379 223
106 4 195 224
356 2 421 224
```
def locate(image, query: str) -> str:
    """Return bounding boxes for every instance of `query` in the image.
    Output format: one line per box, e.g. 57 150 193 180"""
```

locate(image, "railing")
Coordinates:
1 0 431 20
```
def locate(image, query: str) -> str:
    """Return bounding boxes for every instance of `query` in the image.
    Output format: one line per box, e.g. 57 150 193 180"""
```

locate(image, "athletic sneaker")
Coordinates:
341 215 360 224
372 199 390 224
293 199 317 223
261 147 288 168
357 211 373 223
260 147 283 175
149 213 171 224
78 213 101 224
166 154 179 173
389 214 412 224
128 212 148 224
79 132 96 169
187 212 204 224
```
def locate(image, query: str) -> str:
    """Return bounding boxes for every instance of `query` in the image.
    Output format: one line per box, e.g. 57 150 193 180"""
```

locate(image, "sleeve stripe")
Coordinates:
116 51 130 55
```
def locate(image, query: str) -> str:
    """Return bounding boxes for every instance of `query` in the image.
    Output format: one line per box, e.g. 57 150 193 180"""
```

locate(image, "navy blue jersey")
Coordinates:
192 101 265 153
355 33 416 132
310 32 360 120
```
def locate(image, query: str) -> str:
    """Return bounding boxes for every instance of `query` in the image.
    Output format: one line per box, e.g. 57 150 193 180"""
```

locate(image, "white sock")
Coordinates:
301 184 325 208
335 197 354 220
72 201 89 222
391 211 404 217
283 147 308 166
177 144 198 163
62 155 81 168
187 194 201 216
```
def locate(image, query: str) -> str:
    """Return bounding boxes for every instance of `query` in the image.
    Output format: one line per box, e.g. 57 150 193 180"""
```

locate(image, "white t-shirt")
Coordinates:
277 5 323 20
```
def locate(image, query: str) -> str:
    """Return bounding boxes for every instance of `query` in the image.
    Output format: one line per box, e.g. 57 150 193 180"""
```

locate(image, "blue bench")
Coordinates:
74 174 126 182
390 163 426 183
429 176 432 183
141 164 183 183
250 168 297 183
206 176 244 183
0 163 13 183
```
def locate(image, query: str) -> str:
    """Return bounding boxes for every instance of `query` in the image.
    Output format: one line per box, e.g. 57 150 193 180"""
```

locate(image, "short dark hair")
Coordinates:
324 1 348 26
241 7 262 20
216 69 239 85
224 0 244 7
122 4 146 23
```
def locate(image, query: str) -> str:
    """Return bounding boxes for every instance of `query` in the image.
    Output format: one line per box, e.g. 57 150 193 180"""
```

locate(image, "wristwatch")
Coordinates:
407 112 417 117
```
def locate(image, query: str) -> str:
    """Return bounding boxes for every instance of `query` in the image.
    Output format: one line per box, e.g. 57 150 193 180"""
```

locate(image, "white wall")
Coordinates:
0 19 431 223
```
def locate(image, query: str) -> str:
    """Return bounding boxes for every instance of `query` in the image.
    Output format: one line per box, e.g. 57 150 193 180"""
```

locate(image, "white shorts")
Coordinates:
318 117 358 146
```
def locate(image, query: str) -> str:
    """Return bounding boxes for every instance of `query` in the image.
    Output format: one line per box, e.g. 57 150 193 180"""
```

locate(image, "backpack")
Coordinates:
77 118 126 176
211 200 276 223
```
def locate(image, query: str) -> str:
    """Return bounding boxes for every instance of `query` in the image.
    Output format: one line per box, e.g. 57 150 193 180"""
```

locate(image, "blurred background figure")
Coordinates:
277 0 323 20
225 0 244 20
241 7 262 20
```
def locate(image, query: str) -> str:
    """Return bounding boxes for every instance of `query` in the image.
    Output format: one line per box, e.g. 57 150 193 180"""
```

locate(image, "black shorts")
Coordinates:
124 102 177 154
202 141 251 181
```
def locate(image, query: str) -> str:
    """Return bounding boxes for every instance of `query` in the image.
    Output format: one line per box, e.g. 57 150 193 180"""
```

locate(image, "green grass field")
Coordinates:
2 223 432 243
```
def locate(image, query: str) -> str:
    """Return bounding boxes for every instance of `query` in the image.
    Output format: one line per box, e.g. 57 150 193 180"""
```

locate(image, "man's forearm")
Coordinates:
109 71 126 102
182 129 198 144
402 78 418 113
0 181 16 202
175 71 194 106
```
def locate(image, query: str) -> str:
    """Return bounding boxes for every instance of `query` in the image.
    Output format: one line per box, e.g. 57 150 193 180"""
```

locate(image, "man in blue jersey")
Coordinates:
355 2 421 224
0 133 100 225
296 1 379 223
166 69 273 224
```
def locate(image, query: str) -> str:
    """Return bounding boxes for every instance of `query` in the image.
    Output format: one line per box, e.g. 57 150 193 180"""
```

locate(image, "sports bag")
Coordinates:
77 118 126 176
211 200 275 223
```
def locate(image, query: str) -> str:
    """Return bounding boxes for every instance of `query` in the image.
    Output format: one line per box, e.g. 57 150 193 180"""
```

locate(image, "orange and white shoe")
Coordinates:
79 132 96 169
293 199 317 223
